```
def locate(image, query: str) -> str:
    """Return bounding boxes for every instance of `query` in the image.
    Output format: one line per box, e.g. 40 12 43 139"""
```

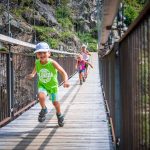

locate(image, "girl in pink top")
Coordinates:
81 44 91 78
75 54 93 85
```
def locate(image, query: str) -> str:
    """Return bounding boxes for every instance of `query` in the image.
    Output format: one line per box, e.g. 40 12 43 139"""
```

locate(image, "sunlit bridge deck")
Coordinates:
0 53 113 150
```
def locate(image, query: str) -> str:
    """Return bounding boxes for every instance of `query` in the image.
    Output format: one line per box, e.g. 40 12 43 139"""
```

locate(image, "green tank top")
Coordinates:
35 59 58 93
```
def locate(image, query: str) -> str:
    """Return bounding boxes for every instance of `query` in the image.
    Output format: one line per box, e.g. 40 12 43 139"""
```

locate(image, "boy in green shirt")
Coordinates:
27 42 69 127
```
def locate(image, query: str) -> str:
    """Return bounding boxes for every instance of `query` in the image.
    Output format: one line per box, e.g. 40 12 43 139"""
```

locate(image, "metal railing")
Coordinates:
12 53 36 115
99 45 119 149
0 52 9 125
99 2 150 150
0 36 77 127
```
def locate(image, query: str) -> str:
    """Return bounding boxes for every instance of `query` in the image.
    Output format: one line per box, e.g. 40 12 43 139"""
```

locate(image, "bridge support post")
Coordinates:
7 44 14 118
114 42 122 149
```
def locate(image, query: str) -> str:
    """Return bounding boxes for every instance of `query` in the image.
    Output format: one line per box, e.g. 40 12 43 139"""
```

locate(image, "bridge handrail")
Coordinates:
99 1 150 149
0 34 78 55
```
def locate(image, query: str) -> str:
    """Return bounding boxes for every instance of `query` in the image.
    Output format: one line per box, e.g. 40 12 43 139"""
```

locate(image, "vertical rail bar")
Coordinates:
99 3 150 149
8 45 13 117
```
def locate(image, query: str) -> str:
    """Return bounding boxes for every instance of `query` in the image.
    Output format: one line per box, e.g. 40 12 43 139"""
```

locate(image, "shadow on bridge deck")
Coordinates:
0 53 113 150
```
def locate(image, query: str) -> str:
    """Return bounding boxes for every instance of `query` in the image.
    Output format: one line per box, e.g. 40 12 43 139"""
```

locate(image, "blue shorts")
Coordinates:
79 69 85 73
38 88 58 102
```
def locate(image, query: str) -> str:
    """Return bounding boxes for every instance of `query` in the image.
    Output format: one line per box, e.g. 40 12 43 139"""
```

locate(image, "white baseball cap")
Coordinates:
81 44 87 48
34 42 51 53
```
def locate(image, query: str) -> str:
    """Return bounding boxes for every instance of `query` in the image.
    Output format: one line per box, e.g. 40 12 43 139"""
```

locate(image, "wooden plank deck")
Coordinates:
0 53 113 150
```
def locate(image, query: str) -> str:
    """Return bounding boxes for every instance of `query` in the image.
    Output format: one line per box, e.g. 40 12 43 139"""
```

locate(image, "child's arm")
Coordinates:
75 60 78 70
52 60 70 88
26 66 36 79
85 61 93 68
86 50 91 56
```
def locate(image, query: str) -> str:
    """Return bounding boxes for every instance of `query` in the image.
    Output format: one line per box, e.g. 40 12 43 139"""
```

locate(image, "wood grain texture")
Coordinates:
0 53 113 150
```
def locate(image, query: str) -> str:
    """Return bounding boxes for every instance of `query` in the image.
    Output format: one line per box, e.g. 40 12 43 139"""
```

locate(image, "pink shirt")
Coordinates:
77 60 86 70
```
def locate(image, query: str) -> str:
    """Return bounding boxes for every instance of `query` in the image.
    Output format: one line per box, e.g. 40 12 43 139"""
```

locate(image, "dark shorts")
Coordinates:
79 69 85 73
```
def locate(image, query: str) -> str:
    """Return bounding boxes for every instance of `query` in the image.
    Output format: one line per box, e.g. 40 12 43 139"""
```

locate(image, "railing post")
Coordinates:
114 42 122 149
7 44 14 118
33 56 38 101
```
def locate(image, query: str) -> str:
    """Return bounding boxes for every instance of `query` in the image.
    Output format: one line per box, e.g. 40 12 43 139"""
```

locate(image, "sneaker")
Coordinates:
38 107 48 122
85 73 87 78
80 80 82 85
83 77 85 82
57 113 64 127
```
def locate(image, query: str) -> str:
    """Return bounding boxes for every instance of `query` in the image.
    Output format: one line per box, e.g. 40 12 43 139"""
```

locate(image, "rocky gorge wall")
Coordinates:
0 0 97 53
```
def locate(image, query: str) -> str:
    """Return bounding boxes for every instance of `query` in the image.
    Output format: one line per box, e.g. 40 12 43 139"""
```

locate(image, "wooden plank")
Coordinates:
0 146 111 150
0 53 113 150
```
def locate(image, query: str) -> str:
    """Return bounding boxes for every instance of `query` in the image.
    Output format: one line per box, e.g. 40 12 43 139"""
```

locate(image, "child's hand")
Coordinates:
26 74 35 80
63 80 70 88
90 64 93 68
75 65 78 70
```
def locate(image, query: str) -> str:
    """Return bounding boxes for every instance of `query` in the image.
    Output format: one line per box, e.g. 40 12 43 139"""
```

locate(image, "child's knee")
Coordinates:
53 101 60 107
38 92 46 100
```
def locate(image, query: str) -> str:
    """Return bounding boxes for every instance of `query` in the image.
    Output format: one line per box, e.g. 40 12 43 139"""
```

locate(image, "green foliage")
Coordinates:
33 26 60 49
78 32 97 52
56 6 73 31
61 0 70 5
0 47 7 51
33 26 77 49
48 0 70 5
57 18 73 30
60 31 73 42
88 43 97 52
56 6 72 19
0 4 4 12
124 5 139 26
33 26 56 34
10 0 33 20
11 0 33 6
90 27 98 39
11 8 22 17
124 0 147 26
12 7 33 18
48 0 55 5
23 0 33 6
47 38 59 49
136 0 147 4
8 0 97 52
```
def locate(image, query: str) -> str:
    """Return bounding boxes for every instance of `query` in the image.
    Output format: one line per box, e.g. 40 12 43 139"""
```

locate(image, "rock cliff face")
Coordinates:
0 0 97 53
0 0 98 109
70 0 97 32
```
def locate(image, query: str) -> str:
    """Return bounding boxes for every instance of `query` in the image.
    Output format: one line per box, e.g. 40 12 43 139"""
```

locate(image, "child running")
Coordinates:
80 44 91 78
27 42 69 127
75 54 93 85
